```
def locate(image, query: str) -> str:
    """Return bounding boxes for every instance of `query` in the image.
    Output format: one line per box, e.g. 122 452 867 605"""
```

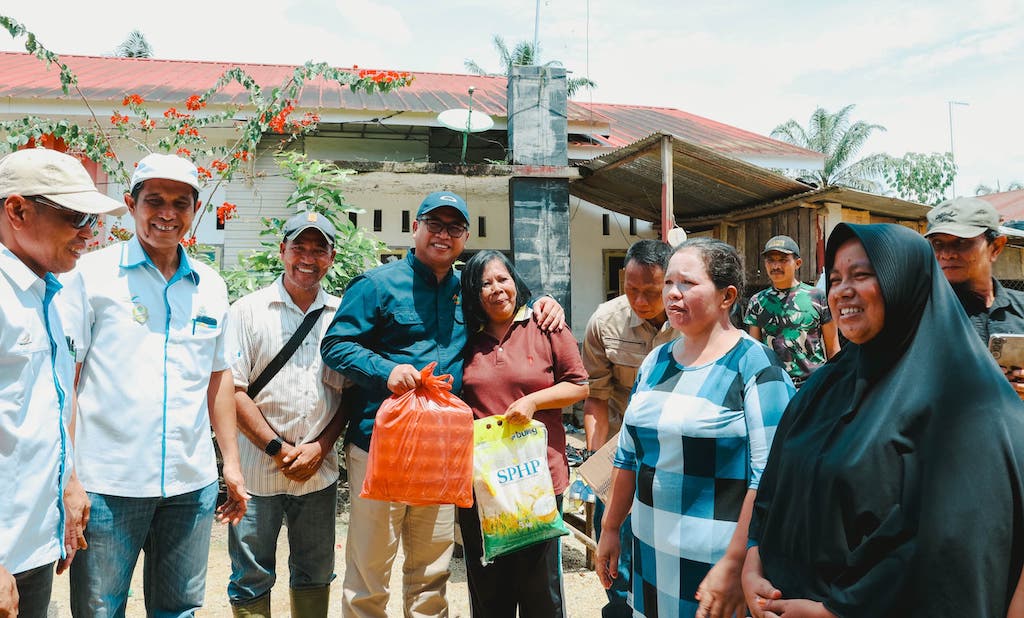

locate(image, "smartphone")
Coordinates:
989 333 1024 369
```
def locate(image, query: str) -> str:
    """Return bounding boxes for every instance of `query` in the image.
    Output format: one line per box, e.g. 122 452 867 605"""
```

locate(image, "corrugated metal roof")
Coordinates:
571 133 813 222
573 102 822 160
0 51 602 123
979 190 1024 221
0 52 817 163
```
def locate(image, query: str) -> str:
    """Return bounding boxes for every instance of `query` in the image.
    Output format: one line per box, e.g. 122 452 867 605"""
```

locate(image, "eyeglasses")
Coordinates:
418 217 468 238
29 196 98 230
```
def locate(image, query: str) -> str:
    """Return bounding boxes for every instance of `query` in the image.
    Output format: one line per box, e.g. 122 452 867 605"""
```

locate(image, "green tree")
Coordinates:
464 35 596 98
976 181 1024 195
882 152 956 205
115 29 153 58
221 152 385 300
771 104 890 192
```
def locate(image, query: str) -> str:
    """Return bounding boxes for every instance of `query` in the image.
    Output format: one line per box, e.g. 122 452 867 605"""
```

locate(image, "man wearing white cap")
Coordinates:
0 148 125 618
60 153 249 617
926 196 1024 396
226 211 346 617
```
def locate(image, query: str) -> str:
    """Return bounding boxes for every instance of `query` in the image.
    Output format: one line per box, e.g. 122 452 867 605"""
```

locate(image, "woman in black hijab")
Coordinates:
741 223 1024 617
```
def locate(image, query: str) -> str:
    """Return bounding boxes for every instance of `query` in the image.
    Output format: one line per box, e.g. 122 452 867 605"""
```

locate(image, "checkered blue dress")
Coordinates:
614 334 793 618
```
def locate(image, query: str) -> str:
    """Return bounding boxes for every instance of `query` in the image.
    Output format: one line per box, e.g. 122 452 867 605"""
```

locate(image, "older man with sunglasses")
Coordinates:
0 148 126 618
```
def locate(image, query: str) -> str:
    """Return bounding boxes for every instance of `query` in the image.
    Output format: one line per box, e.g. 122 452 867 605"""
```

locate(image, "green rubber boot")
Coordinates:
230 593 271 618
290 586 330 618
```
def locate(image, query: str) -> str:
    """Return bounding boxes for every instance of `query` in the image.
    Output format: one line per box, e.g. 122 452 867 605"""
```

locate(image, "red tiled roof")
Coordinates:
979 190 1024 222
574 102 820 159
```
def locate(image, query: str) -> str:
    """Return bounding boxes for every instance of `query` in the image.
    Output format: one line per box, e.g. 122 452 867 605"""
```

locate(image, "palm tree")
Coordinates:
465 35 596 98
115 30 153 58
771 105 890 192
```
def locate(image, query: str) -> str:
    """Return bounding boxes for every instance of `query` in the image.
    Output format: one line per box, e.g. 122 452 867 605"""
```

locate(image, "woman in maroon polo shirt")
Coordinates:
458 250 589 618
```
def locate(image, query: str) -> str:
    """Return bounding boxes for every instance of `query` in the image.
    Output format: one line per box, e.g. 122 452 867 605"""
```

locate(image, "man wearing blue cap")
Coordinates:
321 191 564 617
60 153 248 617
226 211 347 617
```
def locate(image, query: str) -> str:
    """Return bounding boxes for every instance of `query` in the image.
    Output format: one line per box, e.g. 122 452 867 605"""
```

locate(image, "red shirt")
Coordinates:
461 308 588 494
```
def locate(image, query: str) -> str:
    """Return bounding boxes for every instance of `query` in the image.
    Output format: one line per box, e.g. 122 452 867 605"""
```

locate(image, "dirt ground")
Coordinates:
47 498 607 617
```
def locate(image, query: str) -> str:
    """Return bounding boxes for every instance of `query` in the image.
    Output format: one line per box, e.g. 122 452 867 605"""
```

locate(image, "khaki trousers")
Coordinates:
343 444 454 618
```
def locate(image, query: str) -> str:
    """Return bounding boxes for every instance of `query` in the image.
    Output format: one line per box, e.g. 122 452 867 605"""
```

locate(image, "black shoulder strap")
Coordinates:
247 306 326 398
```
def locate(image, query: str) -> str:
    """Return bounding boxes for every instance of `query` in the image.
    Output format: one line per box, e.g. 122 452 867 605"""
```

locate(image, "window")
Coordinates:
373 209 382 232
402 210 410 233
478 216 487 238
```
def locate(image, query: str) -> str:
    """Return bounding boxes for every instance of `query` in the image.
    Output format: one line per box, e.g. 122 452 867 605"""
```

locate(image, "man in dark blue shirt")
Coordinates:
321 191 562 617
926 196 1024 398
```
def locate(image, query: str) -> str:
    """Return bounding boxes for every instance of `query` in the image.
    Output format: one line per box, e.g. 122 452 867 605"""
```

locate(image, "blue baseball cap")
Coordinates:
416 191 469 224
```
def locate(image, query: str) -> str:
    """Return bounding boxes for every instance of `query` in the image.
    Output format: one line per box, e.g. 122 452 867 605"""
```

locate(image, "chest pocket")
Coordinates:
606 338 646 388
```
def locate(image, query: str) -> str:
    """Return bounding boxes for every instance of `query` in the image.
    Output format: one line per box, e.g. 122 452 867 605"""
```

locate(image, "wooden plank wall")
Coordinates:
741 207 820 292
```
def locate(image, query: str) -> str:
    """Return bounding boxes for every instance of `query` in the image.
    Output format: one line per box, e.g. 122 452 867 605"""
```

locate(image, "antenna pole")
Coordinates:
461 87 476 164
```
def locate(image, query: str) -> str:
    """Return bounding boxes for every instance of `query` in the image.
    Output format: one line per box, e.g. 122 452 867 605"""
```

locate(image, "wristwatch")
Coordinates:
264 437 284 456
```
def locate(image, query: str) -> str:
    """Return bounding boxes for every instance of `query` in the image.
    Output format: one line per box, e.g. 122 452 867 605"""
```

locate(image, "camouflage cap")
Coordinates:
925 197 1000 238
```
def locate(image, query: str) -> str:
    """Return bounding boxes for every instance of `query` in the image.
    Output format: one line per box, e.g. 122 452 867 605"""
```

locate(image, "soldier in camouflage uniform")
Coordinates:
744 235 839 386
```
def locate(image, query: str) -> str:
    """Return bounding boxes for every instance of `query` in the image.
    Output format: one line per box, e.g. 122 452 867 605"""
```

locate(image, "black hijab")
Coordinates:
749 223 1024 617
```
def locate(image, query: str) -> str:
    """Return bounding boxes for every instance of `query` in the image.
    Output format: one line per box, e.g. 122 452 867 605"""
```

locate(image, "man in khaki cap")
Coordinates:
0 148 125 618
926 196 1024 396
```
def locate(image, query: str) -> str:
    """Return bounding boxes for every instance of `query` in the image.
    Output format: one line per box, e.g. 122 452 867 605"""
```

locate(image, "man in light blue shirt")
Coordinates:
0 148 125 618
60 154 248 617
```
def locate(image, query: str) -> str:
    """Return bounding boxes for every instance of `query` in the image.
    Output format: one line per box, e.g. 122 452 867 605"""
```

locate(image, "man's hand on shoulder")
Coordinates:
387 364 421 395
533 296 566 333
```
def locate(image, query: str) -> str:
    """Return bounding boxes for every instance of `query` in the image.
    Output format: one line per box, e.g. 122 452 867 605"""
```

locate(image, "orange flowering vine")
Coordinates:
122 94 144 106
185 95 206 111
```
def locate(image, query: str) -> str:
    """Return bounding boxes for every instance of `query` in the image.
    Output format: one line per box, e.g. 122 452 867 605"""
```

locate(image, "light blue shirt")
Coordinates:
0 244 75 574
60 237 231 498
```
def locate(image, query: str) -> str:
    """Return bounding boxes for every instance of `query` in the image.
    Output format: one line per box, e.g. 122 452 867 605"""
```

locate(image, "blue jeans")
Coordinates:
227 482 337 604
14 562 54 618
69 482 217 618
594 498 632 618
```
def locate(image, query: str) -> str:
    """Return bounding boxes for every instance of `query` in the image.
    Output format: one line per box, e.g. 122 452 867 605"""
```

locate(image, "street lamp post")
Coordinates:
948 100 969 198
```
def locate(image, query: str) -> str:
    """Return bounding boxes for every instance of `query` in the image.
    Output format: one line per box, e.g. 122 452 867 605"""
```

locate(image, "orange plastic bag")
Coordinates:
360 362 475 507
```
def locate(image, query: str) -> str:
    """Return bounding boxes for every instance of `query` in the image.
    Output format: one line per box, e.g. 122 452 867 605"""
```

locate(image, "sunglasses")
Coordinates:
30 196 99 230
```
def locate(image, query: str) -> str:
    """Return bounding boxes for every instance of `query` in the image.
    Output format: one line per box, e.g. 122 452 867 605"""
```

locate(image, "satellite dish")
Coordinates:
667 227 688 246
437 108 494 133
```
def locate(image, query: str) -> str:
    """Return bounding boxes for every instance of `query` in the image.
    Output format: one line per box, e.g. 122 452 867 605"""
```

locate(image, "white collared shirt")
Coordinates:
59 237 232 498
0 243 75 574
228 277 344 496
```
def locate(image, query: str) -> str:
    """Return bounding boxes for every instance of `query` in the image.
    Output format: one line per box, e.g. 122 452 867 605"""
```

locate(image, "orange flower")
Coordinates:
211 159 229 172
104 150 115 158
216 201 238 224
122 94 144 106
185 95 205 111
232 150 250 161
140 119 156 130
176 147 192 157
180 236 197 248
110 112 129 126
197 166 212 180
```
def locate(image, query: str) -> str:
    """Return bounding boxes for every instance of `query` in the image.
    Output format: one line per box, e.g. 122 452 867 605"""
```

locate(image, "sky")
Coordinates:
2 0 1022 198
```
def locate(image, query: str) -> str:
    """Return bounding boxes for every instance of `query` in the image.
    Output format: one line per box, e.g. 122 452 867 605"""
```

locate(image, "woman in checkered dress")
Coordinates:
596 238 794 618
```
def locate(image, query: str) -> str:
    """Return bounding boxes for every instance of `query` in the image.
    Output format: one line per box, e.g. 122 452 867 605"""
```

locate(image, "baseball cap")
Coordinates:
762 235 800 257
282 211 336 245
130 153 200 193
925 197 1000 238
0 149 127 216
416 191 469 224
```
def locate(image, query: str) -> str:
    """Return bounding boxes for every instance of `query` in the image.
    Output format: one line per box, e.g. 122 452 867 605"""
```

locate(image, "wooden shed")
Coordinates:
570 133 930 291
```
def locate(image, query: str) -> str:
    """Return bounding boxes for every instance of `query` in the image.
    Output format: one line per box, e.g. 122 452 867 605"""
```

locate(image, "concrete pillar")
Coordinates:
507 66 572 322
